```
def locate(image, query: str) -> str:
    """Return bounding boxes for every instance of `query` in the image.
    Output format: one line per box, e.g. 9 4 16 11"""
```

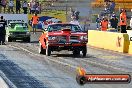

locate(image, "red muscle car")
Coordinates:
39 23 88 56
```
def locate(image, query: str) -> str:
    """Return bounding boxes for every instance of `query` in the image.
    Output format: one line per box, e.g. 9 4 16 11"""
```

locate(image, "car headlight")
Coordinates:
26 32 30 35
80 35 88 40
48 36 57 40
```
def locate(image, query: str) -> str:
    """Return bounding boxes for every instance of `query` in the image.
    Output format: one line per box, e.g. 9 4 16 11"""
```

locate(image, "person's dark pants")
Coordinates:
111 25 117 29
23 7 27 14
121 25 127 33
32 24 37 33
0 34 5 44
16 7 21 14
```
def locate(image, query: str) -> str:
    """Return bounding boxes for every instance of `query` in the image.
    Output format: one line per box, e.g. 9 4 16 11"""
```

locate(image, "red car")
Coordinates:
39 23 88 56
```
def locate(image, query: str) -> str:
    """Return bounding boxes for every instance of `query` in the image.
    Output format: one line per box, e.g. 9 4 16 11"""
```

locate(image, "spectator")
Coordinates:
120 9 127 33
74 10 80 20
8 0 14 14
35 2 40 14
16 0 21 14
22 1 28 14
110 15 118 29
70 8 75 19
100 17 108 31
39 3 41 14
109 1 115 13
31 13 39 34
70 17 80 26
29 0 36 14
96 15 101 30
1 0 7 13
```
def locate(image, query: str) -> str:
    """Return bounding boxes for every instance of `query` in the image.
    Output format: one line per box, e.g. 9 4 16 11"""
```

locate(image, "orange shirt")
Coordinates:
32 16 39 25
120 13 127 26
101 20 108 31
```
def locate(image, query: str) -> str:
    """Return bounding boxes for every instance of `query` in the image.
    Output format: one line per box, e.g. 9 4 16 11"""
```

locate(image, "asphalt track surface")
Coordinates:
0 32 132 88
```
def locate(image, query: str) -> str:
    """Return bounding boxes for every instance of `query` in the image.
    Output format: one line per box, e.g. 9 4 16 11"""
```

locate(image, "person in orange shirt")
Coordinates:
100 18 108 31
120 9 127 33
31 13 39 34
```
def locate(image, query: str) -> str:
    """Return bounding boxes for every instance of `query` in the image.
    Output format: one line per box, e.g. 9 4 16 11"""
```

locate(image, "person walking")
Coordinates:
100 17 108 31
22 1 28 14
31 13 39 34
0 16 7 45
96 15 101 30
16 0 21 14
8 0 14 13
120 9 127 33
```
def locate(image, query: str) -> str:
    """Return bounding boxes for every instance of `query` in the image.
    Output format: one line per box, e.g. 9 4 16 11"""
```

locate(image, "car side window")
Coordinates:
72 25 81 32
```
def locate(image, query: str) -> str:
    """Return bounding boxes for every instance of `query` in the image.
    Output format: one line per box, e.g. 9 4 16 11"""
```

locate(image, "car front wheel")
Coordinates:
7 37 12 42
82 46 87 57
39 43 46 54
73 50 80 56
46 45 51 56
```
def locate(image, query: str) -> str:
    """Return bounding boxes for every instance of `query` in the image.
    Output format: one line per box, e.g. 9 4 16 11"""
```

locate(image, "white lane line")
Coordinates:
0 77 9 88
0 71 17 88
79 59 130 73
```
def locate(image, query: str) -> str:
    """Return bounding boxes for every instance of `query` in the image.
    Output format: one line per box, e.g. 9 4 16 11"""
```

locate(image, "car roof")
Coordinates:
9 21 25 23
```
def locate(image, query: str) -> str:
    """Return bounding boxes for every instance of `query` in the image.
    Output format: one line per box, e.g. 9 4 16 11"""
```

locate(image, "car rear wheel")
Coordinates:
46 45 51 56
26 37 30 43
39 43 46 54
23 37 30 43
7 37 12 42
82 46 87 57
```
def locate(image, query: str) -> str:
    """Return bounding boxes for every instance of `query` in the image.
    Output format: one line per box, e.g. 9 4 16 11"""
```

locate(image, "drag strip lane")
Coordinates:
6 42 132 88
8 42 132 74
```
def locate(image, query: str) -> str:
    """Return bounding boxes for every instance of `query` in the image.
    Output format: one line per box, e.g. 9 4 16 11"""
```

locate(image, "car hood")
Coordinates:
6 27 29 32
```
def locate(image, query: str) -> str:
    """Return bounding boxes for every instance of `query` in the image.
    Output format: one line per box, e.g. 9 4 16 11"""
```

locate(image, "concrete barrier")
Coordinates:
88 30 130 53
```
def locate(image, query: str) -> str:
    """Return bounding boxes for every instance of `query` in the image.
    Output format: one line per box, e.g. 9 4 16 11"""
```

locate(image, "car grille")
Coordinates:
58 36 67 42
70 36 78 40
13 32 26 35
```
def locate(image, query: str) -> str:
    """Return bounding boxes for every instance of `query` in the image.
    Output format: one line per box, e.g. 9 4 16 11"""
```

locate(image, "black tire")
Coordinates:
26 37 30 43
82 46 87 57
23 37 30 43
46 45 51 56
8 37 12 42
39 43 46 54
73 50 80 56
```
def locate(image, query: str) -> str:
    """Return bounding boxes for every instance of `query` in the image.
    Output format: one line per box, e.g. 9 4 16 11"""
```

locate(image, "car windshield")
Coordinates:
10 23 28 29
47 24 82 32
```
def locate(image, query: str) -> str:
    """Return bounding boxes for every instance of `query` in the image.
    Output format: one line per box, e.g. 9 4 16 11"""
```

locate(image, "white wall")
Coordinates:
0 14 28 23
